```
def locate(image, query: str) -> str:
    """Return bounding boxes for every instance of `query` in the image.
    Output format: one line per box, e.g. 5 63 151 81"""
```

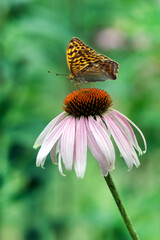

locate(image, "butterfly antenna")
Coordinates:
48 71 67 76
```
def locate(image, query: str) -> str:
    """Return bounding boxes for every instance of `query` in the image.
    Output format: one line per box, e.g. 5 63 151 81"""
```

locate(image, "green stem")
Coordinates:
104 173 140 240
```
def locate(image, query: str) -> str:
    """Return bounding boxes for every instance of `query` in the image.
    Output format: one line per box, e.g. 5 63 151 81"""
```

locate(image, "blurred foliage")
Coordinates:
0 0 160 239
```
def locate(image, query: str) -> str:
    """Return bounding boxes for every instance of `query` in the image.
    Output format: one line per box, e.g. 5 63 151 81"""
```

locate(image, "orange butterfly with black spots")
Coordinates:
66 37 119 83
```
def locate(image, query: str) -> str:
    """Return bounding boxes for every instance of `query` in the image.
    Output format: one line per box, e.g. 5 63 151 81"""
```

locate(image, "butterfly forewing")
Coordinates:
66 38 95 74
70 49 104 76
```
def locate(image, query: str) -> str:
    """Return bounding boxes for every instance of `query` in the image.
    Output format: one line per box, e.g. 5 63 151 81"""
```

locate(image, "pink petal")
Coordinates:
84 118 114 176
74 117 87 179
110 109 147 154
61 117 75 170
108 111 142 154
36 117 70 167
33 112 67 149
58 144 66 176
96 116 111 136
50 140 59 164
38 156 47 168
104 115 140 169
88 116 115 170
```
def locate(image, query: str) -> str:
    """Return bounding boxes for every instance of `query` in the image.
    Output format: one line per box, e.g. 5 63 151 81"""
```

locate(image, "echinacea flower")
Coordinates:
34 88 146 179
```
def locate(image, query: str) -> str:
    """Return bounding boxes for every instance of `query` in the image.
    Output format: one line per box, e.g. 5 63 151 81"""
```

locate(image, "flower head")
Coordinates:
34 88 146 179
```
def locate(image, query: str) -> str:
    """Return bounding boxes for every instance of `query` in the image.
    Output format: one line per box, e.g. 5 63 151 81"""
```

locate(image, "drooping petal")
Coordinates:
107 113 140 167
61 116 75 171
108 110 142 154
33 112 67 149
88 116 115 170
84 118 114 176
110 109 147 154
104 115 140 169
96 115 111 137
74 117 87 179
38 156 47 168
36 117 70 167
50 140 59 164
58 143 66 176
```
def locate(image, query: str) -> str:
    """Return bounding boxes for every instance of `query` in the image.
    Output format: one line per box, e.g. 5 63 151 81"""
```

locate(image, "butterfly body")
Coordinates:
66 37 119 83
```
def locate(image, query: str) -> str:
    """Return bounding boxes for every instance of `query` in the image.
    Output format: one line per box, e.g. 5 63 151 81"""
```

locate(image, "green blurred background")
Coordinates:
0 0 160 239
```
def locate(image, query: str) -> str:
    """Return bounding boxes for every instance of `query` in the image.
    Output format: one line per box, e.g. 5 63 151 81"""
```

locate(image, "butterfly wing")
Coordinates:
77 58 119 82
98 54 119 78
66 37 95 76
66 37 119 82
70 49 106 77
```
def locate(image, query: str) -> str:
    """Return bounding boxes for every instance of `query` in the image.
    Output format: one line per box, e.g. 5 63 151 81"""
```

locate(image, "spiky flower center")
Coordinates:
63 88 112 117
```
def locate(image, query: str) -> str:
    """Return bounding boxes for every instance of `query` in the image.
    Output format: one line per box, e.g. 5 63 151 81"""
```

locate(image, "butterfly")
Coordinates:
66 37 119 83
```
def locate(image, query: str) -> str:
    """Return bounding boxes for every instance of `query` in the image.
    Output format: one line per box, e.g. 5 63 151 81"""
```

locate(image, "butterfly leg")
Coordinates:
92 82 95 88
74 82 82 90
74 83 78 90
78 83 83 89
89 82 95 88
